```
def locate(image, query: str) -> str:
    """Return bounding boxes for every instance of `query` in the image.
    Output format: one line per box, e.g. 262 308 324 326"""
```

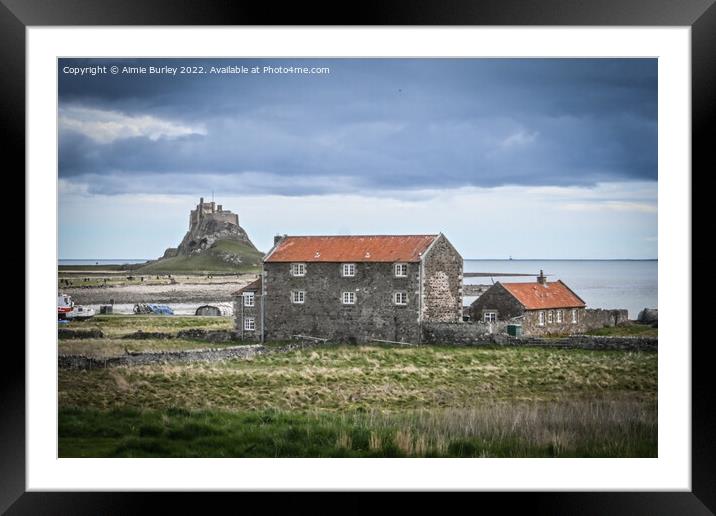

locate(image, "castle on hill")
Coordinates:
188 197 239 230
161 197 258 259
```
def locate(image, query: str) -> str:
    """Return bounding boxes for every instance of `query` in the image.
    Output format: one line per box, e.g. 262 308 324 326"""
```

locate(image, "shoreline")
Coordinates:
59 273 257 304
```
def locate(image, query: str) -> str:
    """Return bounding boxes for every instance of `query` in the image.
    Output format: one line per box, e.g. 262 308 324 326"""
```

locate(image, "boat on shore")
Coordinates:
58 293 96 321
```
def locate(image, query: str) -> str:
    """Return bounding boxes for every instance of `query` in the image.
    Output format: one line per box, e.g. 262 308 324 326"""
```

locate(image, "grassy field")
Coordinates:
135 240 262 274
60 400 656 458
62 315 233 338
59 343 657 457
60 315 236 357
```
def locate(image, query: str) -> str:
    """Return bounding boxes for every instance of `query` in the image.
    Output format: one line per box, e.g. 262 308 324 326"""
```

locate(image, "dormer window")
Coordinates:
290 263 306 277
342 263 356 277
394 263 408 277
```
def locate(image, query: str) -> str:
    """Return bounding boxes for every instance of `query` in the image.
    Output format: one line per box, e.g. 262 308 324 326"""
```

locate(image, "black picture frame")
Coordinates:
6 0 708 512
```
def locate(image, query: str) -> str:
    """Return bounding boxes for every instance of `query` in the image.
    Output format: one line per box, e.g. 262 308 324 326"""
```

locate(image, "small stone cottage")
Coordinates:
234 233 463 343
470 271 588 336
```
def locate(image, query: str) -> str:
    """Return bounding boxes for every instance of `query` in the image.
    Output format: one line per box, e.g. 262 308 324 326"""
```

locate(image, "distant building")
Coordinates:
195 304 223 316
189 197 239 228
234 234 463 343
233 278 262 341
469 271 588 335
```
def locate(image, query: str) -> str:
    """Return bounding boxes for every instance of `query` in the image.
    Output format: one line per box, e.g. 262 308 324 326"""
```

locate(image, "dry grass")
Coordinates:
59 345 656 412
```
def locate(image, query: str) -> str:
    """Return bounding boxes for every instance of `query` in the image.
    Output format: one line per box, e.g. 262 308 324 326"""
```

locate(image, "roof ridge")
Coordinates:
265 234 442 263
278 234 439 238
500 280 586 309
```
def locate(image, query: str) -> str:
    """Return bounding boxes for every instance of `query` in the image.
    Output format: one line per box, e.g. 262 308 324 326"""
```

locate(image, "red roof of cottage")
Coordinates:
265 235 439 263
232 278 262 297
500 280 586 310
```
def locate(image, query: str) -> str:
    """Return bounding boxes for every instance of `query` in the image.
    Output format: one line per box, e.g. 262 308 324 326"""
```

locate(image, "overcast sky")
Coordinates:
58 58 657 259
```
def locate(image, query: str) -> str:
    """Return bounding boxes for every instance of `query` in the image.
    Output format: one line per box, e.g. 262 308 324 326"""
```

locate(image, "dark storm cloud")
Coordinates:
58 58 657 195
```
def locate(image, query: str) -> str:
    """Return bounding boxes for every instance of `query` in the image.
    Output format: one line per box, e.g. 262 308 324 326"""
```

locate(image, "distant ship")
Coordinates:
509 255 513 260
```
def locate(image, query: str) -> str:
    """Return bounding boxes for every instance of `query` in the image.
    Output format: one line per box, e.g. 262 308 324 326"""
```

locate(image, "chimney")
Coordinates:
537 270 547 285
274 234 287 246
199 197 204 206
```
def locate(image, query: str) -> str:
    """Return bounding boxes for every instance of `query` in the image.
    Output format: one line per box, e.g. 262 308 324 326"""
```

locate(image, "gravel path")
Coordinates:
62 278 257 304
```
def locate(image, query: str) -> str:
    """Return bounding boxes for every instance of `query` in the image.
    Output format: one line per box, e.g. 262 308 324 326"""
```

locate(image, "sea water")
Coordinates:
464 260 657 320
59 259 149 266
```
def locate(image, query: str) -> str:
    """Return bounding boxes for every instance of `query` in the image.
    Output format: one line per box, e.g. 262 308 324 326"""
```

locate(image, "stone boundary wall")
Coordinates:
58 328 104 339
421 322 656 351
120 329 237 342
583 309 630 329
58 340 322 370
421 320 507 343
495 335 656 351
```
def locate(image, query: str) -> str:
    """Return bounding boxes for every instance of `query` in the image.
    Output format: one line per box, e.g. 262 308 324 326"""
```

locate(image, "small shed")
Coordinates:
195 305 223 316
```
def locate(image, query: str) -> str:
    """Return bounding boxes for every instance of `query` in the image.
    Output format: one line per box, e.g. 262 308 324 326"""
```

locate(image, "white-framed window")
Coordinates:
244 317 255 331
483 311 497 322
290 263 306 277
243 292 255 307
556 309 562 323
291 290 305 304
572 309 578 324
547 310 553 324
394 263 408 277
341 263 356 277
538 311 545 326
394 291 408 305
342 291 356 305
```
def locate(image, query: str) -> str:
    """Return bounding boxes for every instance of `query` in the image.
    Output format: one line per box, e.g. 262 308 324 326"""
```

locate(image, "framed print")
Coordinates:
6 0 711 512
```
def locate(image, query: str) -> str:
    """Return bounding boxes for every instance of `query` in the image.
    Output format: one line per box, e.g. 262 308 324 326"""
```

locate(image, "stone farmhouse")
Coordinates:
233 234 463 343
470 270 598 336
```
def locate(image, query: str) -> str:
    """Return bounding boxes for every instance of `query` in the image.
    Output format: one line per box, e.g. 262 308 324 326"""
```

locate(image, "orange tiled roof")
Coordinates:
265 235 439 263
500 280 586 310
232 278 262 296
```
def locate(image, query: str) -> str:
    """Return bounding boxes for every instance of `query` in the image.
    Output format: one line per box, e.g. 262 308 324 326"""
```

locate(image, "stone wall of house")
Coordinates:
520 308 628 336
520 308 587 336
262 261 422 343
234 290 262 342
420 234 463 323
469 283 524 322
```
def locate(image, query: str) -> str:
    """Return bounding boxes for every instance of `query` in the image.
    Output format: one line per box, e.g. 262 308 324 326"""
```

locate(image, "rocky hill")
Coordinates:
136 198 263 273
